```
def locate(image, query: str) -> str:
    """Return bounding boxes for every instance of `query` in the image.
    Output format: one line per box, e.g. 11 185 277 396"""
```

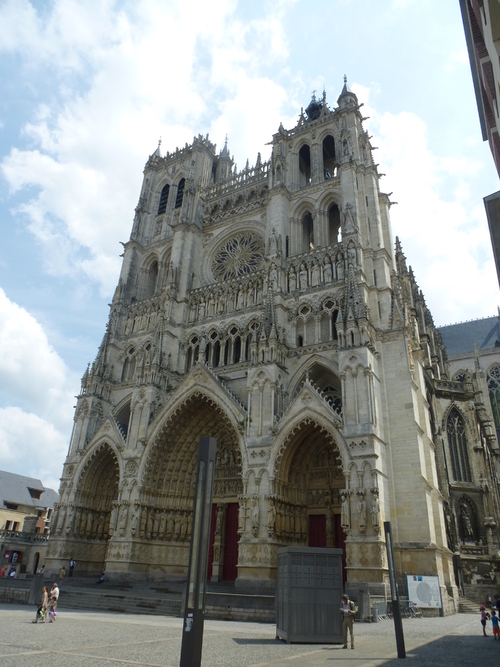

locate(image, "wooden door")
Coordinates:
223 503 239 581
309 514 326 547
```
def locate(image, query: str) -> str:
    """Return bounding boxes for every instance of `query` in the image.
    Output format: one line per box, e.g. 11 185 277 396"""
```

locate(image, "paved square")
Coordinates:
0 604 495 666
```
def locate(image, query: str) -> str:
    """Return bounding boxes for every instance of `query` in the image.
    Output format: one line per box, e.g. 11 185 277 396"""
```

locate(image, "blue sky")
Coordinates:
0 0 499 490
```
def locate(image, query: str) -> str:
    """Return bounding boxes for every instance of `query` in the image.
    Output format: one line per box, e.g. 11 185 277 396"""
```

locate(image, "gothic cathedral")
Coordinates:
46 82 500 613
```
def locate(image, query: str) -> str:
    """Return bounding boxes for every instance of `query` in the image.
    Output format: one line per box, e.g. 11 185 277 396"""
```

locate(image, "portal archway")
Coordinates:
139 392 242 579
273 418 345 550
73 444 120 572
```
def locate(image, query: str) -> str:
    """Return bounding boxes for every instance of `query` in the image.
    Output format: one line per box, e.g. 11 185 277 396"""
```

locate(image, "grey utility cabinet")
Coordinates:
276 547 343 644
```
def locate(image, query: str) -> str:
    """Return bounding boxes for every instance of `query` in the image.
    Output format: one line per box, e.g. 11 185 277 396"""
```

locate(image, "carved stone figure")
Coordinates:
131 505 140 537
357 495 367 533
65 505 75 534
341 492 350 531
118 504 128 536
56 506 67 535
289 268 297 292
311 260 320 287
371 495 380 532
215 506 224 536
251 498 260 536
267 501 276 532
269 263 278 291
238 502 246 534
299 264 308 290
323 257 332 283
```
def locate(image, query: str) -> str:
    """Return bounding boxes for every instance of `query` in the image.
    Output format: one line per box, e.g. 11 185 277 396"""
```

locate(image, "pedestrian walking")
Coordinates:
32 585 48 623
69 558 75 577
47 583 59 623
480 604 490 636
58 565 66 586
340 593 357 649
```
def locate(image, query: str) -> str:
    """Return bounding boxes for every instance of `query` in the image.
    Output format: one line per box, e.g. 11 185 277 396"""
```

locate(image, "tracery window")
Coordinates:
212 233 264 280
157 184 170 215
487 365 500 442
447 408 471 482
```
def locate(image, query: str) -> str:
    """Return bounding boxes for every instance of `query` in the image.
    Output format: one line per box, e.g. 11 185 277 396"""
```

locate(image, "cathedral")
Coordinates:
46 81 500 613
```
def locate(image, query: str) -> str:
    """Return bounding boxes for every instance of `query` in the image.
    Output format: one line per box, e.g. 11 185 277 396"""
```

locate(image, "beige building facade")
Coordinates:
46 84 500 612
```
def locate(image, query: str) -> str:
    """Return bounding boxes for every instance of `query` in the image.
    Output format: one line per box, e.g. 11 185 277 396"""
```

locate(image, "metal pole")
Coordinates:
384 521 406 659
179 436 217 667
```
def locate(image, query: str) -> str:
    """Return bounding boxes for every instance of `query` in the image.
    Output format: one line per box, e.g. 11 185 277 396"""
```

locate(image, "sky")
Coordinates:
0 0 499 492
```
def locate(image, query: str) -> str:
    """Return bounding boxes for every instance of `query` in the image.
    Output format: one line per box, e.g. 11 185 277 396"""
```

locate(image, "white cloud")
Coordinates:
358 100 499 324
0 408 67 492
0 0 293 297
0 288 75 488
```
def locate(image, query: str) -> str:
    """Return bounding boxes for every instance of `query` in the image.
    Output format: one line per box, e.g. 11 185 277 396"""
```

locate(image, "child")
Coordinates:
480 604 491 636
492 610 500 640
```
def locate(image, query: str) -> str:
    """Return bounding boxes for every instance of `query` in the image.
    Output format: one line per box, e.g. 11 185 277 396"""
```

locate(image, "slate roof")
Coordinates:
0 469 59 510
438 316 500 356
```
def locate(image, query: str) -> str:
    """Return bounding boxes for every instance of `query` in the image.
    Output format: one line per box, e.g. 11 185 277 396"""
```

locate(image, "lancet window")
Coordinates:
322 135 336 179
157 184 170 215
299 144 311 187
447 408 471 482
175 178 185 208
121 348 136 382
487 365 500 442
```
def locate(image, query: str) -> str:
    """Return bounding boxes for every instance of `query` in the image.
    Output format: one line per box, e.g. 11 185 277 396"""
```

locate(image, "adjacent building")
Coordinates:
0 470 59 574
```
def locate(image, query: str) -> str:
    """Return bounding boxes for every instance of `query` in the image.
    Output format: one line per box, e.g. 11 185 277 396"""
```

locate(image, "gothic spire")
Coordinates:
91 325 110 378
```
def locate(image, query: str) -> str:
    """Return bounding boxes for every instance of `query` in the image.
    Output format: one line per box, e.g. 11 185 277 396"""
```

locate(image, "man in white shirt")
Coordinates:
340 593 356 649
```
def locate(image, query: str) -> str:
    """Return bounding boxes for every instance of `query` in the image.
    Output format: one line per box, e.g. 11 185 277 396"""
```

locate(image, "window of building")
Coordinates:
175 178 185 208
115 401 131 440
328 204 341 245
28 488 42 500
487 365 500 442
144 260 158 300
157 184 170 215
299 145 311 186
322 135 336 178
447 408 472 482
4 503 18 510
302 212 314 252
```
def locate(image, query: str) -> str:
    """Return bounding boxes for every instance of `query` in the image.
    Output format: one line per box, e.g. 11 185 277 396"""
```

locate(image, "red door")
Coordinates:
335 513 347 584
223 503 239 581
309 514 326 547
207 504 217 580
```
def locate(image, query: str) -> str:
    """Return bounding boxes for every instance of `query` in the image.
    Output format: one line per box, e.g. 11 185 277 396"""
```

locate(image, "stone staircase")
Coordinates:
56 578 275 622
458 596 480 613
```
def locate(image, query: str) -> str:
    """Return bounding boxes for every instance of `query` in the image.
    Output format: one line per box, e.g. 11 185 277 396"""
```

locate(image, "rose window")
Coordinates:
212 233 264 280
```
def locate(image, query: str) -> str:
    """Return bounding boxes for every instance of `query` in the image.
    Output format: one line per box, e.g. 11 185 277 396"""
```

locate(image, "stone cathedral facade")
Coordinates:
46 83 500 612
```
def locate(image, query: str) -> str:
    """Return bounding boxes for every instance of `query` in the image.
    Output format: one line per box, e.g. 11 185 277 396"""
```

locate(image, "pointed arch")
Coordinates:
446 407 471 482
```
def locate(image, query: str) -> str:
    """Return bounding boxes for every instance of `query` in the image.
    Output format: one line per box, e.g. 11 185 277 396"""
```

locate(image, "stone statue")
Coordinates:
267 501 276 532
460 501 475 541
357 495 367 533
336 253 344 281
270 263 278 291
340 492 350 531
251 498 260 536
311 259 320 287
323 257 332 283
118 504 128 536
371 495 380 532
153 510 160 537
238 502 246 534
96 512 105 538
299 264 308 290
269 228 278 255
159 511 167 538
86 510 93 537
139 507 147 538
79 511 87 538
131 505 140 537
74 508 82 536
56 506 67 535
65 505 75 534
326 505 333 538
289 268 297 292
215 506 224 536
146 507 154 536
348 244 357 266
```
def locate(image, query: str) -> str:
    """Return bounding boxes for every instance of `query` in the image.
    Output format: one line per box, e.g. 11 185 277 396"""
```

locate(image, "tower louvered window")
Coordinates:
447 408 471 482
174 178 185 208
157 184 169 215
